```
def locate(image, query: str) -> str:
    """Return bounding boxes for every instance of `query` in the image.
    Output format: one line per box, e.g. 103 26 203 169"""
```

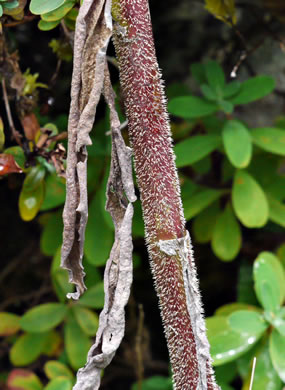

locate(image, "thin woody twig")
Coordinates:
1 78 22 145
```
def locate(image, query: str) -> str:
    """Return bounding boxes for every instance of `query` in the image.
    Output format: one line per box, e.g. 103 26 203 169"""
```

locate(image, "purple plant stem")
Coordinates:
112 0 218 388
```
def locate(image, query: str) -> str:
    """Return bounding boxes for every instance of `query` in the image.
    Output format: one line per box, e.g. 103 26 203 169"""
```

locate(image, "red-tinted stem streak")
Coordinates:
113 1 218 389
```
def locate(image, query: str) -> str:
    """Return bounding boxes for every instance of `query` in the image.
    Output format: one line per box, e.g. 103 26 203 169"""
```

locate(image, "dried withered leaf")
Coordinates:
21 112 40 141
73 68 136 390
61 0 113 299
0 154 22 175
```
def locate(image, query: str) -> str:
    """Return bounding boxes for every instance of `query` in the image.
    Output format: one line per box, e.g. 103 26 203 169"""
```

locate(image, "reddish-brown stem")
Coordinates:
112 0 218 388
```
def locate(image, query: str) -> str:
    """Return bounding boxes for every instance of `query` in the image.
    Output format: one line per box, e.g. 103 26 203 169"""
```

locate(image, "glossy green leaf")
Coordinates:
0 5 3 16
206 316 259 366
64 316 91 370
4 146 26 169
20 303 67 333
219 100 234 114
51 248 73 302
44 360 74 380
44 377 73 390
242 343 282 390
132 376 172 390
0 312 20 336
184 188 223 220
7 369 43 390
222 81 241 99
253 252 285 311
230 76 275 105
237 261 259 306
19 180 44 221
23 166 46 192
78 282 104 309
201 84 217 101
40 174 66 211
30 0 65 15
232 170 269 228
251 127 285 156
190 62 207 85
174 135 222 168
73 306 99 336
85 191 113 266
192 202 220 243
204 60 225 92
215 303 261 317
211 203 242 261
270 329 285 382
41 330 61 357
41 0 75 21
38 19 61 31
168 96 218 119
214 361 237 385
3 0 19 10
228 310 268 335
267 194 285 228
40 211 63 256
222 120 252 168
270 310 285 336
10 332 49 366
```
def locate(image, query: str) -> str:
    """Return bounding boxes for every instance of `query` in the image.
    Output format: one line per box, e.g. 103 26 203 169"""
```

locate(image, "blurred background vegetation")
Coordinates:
0 1 285 389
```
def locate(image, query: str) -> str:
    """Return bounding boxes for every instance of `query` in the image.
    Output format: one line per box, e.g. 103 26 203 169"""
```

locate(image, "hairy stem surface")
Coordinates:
112 0 219 388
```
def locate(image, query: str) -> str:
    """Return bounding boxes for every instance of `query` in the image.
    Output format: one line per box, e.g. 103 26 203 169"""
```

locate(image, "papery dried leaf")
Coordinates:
73 66 136 390
21 112 40 141
61 0 113 299
0 153 22 175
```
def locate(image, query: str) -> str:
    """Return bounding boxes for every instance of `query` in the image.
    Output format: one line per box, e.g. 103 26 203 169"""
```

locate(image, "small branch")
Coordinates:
3 15 37 28
1 78 22 145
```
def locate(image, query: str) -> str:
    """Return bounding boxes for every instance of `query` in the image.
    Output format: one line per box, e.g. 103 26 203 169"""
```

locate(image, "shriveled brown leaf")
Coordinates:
0 154 22 175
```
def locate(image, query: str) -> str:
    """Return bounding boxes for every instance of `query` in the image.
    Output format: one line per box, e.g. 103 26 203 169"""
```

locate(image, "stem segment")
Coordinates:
112 1 219 388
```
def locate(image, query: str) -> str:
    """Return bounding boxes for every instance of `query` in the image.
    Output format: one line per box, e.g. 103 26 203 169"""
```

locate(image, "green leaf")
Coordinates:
204 60 225 92
72 306 99 336
190 62 207 85
174 135 222 168
3 0 19 10
228 310 268 336
183 188 224 220
64 315 91 370
38 19 61 31
192 202 220 243
267 194 285 228
211 203 242 261
40 211 63 256
215 303 262 317
41 0 75 21
206 316 259 366
51 248 73 302
44 360 74 380
132 200 144 237
20 303 67 333
0 5 3 16
219 100 234 114
253 252 285 311
85 191 113 266
19 180 44 221
168 96 218 119
232 170 269 228
44 377 73 390
222 120 252 168
200 84 217 101
214 362 237 385
270 329 285 382
242 343 282 390
4 146 26 169
23 166 46 192
0 312 20 336
230 75 275 105
132 376 172 390
7 369 43 390
40 174 66 211
222 81 241 99
30 0 65 15
10 332 49 366
78 282 104 309
251 127 285 156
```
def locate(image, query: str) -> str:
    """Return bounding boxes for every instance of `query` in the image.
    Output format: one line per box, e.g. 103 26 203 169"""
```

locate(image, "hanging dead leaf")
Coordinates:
21 112 40 141
0 154 23 175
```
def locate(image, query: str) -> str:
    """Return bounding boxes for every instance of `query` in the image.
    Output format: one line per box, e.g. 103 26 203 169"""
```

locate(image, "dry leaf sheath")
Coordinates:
62 0 218 388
